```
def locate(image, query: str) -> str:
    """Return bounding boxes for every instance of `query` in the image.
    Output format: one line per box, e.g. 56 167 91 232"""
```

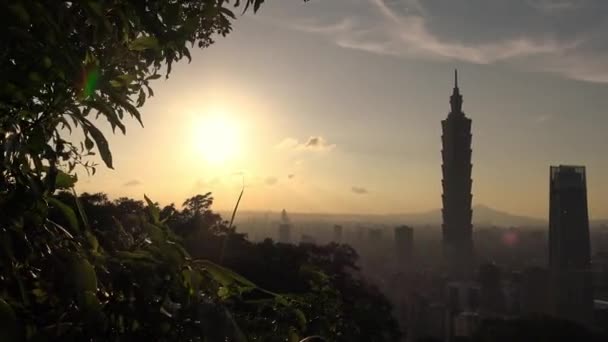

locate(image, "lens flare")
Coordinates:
81 67 99 99
502 229 519 247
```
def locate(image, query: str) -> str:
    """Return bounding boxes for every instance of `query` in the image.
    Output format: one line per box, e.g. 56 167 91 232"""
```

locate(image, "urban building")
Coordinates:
333 224 343 243
278 209 291 243
300 234 316 244
441 70 474 276
548 165 593 325
395 225 414 270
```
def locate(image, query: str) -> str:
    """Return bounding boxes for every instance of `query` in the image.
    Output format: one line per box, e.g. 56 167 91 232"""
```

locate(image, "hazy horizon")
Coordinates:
75 0 608 218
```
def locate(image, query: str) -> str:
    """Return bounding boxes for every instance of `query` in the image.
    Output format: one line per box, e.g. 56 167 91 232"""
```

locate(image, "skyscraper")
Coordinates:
395 225 414 270
548 165 593 324
333 224 343 243
278 209 291 243
441 70 474 275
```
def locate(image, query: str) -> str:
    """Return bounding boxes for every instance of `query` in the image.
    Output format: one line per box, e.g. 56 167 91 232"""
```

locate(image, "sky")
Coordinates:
77 0 608 219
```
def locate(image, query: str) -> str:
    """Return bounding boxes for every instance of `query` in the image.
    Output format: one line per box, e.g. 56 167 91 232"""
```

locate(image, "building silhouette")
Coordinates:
395 225 414 270
278 209 291 243
548 165 593 325
333 224 343 243
478 263 506 315
300 234 316 244
441 70 474 275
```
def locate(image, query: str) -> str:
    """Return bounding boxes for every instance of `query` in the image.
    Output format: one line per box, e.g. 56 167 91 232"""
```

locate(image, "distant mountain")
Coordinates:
228 204 552 228
471 205 547 227
384 204 546 227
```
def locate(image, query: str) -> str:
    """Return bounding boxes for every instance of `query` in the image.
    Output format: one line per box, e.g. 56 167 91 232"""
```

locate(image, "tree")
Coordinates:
0 1 315 341
50 192 403 341
1 0 298 193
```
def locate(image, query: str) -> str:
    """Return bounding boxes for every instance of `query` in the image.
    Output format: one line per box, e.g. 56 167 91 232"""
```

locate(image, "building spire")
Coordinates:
450 69 463 114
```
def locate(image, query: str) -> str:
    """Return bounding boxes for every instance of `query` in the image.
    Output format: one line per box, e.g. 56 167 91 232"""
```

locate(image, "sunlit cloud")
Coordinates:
194 177 221 189
265 177 278 186
276 136 336 152
352 186 369 195
283 0 608 83
530 0 582 13
123 179 141 187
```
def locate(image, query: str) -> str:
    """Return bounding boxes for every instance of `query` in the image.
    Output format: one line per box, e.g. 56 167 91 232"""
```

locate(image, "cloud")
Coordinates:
276 136 336 152
276 137 299 150
530 0 582 13
283 0 608 83
195 177 221 188
351 186 369 194
265 177 278 186
123 179 141 187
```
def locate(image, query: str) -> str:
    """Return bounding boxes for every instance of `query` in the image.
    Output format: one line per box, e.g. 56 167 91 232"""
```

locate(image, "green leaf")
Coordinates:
85 136 94 150
109 80 123 88
72 188 91 230
0 298 19 342
144 194 160 224
220 7 236 19
223 307 249 342
196 260 257 289
294 308 307 331
9 3 30 23
129 36 159 51
83 119 112 168
43 56 52 68
115 250 158 263
143 222 166 243
47 197 79 233
85 230 100 252
55 170 78 189
71 258 97 292
85 1 103 17
89 100 126 134
108 91 143 126
254 0 265 12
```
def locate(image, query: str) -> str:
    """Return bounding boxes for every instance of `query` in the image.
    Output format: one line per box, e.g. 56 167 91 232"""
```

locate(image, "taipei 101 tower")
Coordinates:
441 70 474 275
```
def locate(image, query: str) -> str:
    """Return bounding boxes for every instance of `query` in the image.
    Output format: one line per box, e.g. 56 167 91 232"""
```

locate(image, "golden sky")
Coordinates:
76 1 608 219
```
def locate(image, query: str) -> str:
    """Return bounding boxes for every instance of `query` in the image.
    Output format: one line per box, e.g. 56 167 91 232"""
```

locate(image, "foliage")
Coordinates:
44 192 403 341
157 195 403 341
0 0 286 192
0 0 393 340
0 0 312 341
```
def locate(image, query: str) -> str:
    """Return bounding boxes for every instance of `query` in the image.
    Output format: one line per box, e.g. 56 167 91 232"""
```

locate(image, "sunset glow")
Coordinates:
192 110 242 165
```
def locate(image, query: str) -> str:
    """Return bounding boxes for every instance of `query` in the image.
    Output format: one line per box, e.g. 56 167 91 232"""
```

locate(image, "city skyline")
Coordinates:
75 0 608 219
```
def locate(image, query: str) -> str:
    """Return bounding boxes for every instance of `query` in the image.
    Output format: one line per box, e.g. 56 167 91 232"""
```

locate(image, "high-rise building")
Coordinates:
278 223 291 243
478 263 506 315
333 224 343 243
278 209 291 243
520 266 551 315
441 70 474 275
300 234 316 245
548 165 593 324
395 225 414 270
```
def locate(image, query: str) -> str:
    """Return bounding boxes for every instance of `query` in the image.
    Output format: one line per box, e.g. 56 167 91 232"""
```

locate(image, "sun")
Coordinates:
192 111 241 164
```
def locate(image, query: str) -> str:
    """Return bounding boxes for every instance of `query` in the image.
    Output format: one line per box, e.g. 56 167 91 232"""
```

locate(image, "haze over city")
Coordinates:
75 0 608 219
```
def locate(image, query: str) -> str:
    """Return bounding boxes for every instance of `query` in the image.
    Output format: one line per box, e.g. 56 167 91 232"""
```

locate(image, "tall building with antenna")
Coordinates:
441 70 474 275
